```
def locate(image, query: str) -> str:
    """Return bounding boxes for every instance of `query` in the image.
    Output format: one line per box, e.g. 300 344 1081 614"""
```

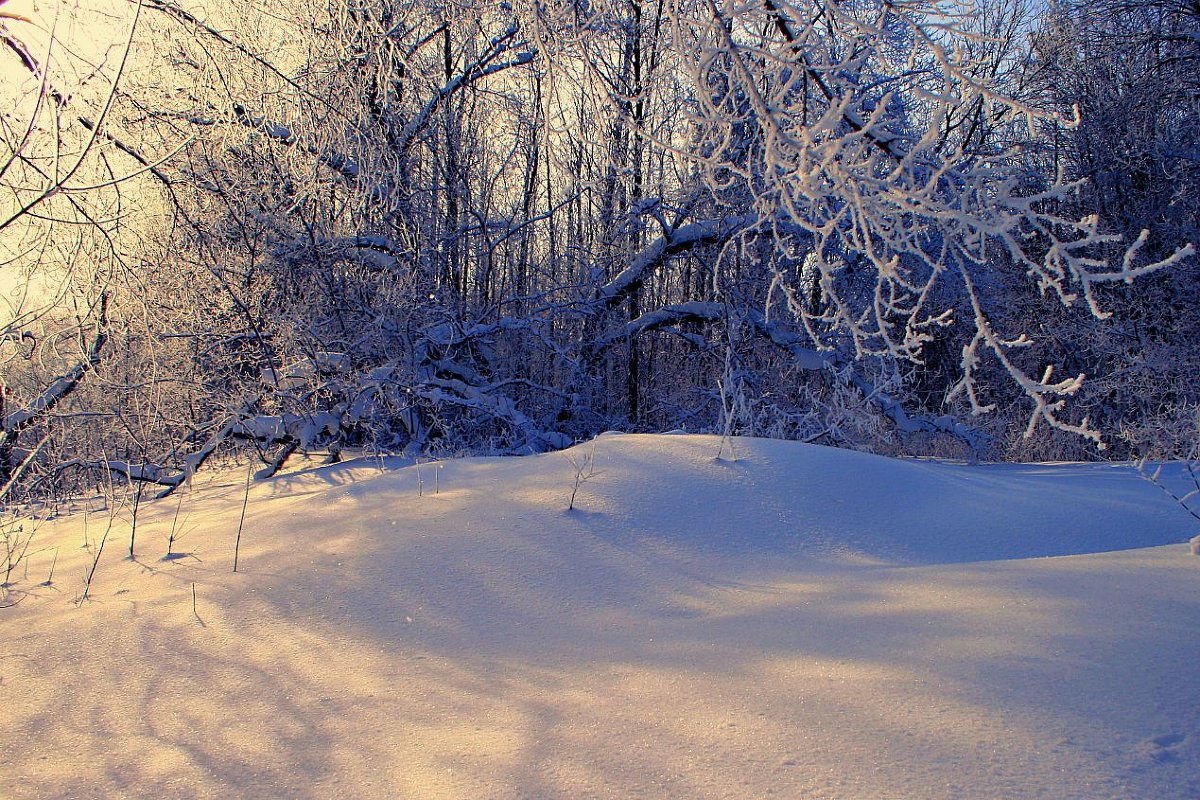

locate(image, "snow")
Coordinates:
2 433 1199 799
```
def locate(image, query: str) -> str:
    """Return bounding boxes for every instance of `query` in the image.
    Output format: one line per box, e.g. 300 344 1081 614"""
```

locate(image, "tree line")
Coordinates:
1 0 1196 502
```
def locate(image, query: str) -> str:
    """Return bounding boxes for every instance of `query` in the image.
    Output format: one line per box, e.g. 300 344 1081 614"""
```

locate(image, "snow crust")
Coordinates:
2 434 1198 799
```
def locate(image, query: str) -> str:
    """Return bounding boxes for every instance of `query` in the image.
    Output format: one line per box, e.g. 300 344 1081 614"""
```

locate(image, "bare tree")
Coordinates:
1 0 150 502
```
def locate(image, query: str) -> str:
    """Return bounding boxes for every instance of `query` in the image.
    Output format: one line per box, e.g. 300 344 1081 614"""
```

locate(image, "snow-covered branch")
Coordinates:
418 377 571 452
228 105 363 185
2 295 109 436
597 215 758 305
392 41 537 157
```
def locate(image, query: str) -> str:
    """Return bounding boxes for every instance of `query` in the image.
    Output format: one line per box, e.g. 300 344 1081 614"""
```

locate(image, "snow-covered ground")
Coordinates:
2 433 1198 799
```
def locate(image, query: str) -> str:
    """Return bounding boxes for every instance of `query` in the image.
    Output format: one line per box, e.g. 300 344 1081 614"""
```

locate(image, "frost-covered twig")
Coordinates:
565 441 600 511
1135 456 1200 555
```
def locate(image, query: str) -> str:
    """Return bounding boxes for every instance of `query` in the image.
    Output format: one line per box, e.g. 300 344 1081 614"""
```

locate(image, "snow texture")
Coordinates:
2 434 1198 799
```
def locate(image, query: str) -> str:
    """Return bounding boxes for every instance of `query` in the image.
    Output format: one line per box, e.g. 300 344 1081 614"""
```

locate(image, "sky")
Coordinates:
0 0 135 88
1 0 147 322
1 1 60 84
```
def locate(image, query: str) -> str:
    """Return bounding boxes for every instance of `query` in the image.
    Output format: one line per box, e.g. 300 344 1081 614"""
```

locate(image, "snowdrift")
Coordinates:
2 434 1198 799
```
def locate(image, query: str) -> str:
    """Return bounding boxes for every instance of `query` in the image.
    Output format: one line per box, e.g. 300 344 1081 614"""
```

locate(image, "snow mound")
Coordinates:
552 433 1196 564
262 432 1194 567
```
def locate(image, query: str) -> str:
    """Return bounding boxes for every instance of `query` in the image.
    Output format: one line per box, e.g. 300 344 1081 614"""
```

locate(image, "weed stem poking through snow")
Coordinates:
233 458 251 573
566 442 600 511
128 479 144 559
